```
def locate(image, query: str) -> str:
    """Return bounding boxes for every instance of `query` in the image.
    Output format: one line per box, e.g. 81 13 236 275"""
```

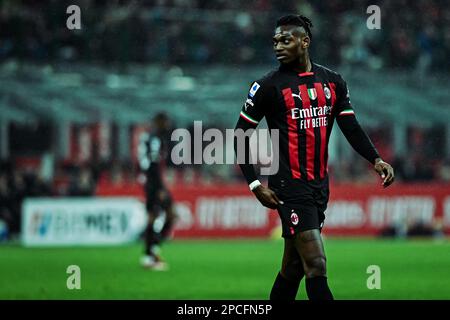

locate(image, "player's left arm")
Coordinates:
335 76 394 188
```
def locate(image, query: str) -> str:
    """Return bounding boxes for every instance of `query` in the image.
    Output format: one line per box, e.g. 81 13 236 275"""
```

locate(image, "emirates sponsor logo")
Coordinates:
291 105 332 120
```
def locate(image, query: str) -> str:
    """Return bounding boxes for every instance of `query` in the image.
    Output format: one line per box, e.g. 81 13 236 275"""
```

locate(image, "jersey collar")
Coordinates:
278 59 315 77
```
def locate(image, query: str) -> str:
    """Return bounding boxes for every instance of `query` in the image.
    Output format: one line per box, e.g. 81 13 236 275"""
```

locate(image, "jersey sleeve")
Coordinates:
238 80 272 126
334 75 355 118
234 79 273 186
137 133 162 171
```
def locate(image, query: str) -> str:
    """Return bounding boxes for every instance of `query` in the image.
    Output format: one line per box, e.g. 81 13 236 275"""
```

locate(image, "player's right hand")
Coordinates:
252 185 284 209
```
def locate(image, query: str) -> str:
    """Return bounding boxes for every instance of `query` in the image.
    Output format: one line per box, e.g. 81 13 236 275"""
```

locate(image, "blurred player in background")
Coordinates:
234 15 394 300
138 112 177 271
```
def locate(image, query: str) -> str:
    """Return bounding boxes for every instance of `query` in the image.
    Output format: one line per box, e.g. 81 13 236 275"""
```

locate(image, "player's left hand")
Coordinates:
137 173 147 185
374 158 394 188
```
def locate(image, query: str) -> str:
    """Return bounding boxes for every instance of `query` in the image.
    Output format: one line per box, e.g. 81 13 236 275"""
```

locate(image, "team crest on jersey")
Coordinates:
324 86 331 99
248 82 260 98
307 88 317 100
290 210 299 226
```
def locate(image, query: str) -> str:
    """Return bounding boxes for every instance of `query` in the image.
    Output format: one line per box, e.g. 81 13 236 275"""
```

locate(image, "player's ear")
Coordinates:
302 36 310 49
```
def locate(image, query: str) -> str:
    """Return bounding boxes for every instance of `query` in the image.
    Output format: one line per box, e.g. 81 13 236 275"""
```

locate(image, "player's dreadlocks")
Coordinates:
153 111 169 123
276 14 313 40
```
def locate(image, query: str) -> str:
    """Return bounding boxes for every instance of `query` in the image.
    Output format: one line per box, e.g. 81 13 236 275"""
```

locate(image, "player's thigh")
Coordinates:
146 210 157 225
293 229 327 275
281 238 303 281
160 191 176 221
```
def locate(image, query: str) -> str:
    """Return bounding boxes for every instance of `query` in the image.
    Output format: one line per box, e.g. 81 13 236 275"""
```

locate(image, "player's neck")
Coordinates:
292 56 311 73
281 55 312 74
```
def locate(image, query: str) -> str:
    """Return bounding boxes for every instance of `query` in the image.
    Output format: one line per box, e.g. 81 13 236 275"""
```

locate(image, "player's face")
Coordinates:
156 118 170 132
153 116 170 133
273 26 309 64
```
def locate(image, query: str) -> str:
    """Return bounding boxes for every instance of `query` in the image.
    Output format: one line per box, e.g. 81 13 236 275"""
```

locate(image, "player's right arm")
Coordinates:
234 81 282 209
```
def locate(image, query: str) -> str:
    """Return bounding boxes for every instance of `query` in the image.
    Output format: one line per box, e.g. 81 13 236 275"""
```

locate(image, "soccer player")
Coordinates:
234 15 394 300
138 112 177 271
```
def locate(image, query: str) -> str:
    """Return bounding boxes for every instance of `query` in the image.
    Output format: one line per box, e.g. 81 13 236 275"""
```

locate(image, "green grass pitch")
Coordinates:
1 238 450 299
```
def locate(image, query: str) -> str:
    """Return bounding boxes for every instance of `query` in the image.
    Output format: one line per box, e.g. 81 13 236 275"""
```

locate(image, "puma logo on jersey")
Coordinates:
292 93 302 101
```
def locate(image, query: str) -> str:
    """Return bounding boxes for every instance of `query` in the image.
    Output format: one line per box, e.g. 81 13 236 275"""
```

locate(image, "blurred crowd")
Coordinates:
1 0 449 72
0 161 96 238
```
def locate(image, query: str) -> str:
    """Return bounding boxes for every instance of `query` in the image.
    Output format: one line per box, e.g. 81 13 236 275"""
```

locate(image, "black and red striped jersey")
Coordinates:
236 62 379 194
